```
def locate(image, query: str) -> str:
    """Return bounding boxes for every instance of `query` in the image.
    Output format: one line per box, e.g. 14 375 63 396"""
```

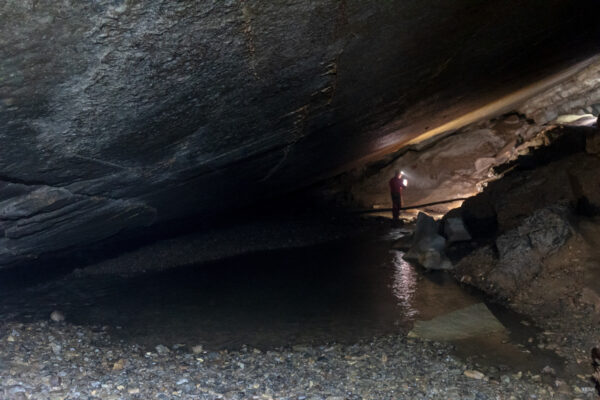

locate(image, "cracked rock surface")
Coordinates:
0 0 598 267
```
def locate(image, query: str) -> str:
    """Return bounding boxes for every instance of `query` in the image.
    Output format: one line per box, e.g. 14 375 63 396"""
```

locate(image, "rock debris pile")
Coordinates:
1 321 592 400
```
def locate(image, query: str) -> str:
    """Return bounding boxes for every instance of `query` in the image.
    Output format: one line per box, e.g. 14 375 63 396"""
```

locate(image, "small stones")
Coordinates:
49 375 62 387
542 366 556 376
112 358 126 371
0 320 580 400
464 370 485 380
155 345 170 355
50 342 62 355
50 311 65 323
191 345 203 354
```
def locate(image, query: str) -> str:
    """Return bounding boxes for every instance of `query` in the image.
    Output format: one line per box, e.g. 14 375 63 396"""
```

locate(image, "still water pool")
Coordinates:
0 228 563 372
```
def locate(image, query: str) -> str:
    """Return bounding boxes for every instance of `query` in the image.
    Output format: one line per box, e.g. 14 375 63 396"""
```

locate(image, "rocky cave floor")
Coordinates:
3 320 591 400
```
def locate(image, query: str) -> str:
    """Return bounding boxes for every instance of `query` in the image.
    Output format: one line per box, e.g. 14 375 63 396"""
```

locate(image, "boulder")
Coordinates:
415 248 454 271
461 191 498 237
455 205 572 298
408 303 506 341
493 206 571 296
404 212 453 270
413 212 440 243
444 217 472 243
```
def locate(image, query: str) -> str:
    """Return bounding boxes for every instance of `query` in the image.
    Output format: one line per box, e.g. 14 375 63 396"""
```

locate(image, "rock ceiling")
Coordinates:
0 0 598 267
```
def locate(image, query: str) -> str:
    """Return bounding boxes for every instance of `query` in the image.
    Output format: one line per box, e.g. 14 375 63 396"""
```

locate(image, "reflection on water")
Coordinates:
391 251 418 319
2 235 475 350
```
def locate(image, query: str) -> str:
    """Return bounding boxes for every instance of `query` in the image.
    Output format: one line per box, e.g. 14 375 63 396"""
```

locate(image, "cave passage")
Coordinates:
2 1 600 398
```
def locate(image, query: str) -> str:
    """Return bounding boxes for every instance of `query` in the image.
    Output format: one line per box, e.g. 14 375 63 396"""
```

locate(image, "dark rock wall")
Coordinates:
0 0 598 267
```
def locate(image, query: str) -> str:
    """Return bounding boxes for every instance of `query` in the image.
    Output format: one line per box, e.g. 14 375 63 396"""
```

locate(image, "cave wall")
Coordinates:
1 0 599 267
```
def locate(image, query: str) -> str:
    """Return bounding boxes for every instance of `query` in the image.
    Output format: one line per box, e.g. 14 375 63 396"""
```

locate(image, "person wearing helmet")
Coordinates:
389 170 407 223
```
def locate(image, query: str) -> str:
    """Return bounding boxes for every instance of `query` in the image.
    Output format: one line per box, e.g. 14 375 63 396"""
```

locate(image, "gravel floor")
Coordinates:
1 320 596 400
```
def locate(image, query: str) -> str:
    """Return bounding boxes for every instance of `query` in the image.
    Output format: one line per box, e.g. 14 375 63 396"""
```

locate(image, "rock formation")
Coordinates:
452 126 600 315
0 0 599 267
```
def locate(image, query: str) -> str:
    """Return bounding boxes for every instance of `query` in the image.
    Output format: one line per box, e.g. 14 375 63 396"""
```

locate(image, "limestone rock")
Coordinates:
155 345 170 355
456 206 572 298
464 370 486 380
413 212 440 243
495 206 571 294
50 310 65 322
408 303 506 341
404 212 453 270
444 217 472 243
0 0 598 268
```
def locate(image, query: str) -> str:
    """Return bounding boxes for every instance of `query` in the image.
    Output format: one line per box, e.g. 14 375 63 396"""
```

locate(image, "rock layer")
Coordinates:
339 59 600 211
0 0 599 267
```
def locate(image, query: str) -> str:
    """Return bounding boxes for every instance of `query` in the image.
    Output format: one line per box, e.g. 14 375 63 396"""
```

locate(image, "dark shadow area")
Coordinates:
0 188 351 288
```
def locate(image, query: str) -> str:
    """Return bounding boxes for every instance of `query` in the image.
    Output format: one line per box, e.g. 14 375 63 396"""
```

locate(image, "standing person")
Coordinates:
389 170 407 223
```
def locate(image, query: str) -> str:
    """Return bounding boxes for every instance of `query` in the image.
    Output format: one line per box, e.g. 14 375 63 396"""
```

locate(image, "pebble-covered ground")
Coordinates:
1 320 596 400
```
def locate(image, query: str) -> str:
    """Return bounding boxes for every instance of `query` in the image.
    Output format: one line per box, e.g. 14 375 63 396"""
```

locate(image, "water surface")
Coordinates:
0 229 564 374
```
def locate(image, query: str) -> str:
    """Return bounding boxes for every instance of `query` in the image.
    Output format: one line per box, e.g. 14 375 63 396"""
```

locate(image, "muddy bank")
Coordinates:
2 319 594 400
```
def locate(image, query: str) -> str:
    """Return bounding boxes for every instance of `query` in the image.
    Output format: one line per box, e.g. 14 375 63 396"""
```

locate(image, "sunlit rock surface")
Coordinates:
0 0 598 267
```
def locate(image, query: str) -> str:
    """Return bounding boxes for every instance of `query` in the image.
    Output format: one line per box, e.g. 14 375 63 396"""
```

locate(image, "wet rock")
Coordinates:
155 344 170 355
408 303 506 341
415 247 454 271
392 233 413 251
404 212 452 270
464 370 485 380
191 345 204 354
413 212 440 240
444 217 472 244
112 358 126 371
50 310 65 322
